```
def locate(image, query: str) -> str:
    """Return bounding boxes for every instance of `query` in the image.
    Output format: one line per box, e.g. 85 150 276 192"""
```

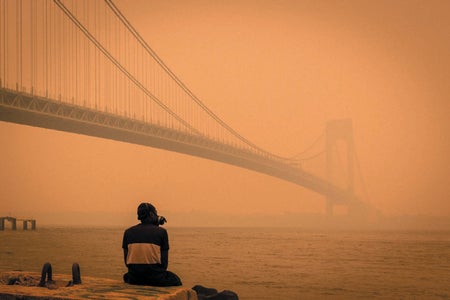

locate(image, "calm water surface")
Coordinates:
1 227 449 299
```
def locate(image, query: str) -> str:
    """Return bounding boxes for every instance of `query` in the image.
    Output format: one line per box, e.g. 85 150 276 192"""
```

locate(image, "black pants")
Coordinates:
123 270 182 287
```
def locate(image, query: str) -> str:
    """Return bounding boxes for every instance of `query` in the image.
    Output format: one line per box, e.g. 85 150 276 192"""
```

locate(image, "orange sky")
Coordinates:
1 0 449 226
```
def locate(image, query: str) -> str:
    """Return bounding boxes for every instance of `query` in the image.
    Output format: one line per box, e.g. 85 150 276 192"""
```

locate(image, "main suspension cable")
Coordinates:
53 0 201 135
104 0 292 161
290 131 325 160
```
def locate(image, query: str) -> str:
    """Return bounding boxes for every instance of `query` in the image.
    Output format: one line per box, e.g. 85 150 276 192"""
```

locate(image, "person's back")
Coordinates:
122 203 182 286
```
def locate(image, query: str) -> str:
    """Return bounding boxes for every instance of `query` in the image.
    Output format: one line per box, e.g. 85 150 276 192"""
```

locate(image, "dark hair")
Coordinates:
137 202 157 222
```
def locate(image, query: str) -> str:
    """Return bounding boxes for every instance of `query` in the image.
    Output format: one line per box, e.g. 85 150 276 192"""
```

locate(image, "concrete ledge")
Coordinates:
0 271 198 300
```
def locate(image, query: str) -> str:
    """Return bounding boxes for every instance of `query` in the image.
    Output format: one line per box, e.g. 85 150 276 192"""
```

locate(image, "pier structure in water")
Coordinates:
0 216 36 230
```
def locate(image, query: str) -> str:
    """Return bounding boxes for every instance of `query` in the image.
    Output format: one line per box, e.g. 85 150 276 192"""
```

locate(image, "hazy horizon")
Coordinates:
2 208 450 231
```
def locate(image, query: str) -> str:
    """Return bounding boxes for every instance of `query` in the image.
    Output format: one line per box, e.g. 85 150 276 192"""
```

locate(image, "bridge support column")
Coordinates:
31 220 36 230
326 119 355 217
11 218 17 230
0 217 36 230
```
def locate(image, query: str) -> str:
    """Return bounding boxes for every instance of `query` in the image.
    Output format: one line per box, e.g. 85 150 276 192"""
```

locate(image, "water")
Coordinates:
1 227 449 299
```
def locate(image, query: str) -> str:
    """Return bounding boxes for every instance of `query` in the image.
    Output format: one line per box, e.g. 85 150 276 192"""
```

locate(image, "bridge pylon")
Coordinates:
326 118 355 216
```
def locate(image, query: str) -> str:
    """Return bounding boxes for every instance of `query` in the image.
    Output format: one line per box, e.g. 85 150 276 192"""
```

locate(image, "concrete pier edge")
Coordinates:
0 271 198 300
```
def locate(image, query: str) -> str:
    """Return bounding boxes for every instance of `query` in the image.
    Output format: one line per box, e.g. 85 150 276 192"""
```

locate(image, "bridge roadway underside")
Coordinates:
0 88 356 205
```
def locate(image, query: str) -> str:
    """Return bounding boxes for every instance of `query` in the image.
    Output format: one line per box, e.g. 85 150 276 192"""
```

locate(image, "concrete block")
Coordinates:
0 271 198 300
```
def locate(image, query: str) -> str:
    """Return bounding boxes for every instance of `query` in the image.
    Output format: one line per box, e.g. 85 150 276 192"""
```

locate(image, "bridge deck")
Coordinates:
0 87 359 206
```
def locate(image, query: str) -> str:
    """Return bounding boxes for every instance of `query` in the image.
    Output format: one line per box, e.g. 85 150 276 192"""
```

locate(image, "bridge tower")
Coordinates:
326 119 355 216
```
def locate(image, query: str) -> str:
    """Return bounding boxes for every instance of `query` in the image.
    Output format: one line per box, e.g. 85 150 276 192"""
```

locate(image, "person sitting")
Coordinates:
122 202 182 286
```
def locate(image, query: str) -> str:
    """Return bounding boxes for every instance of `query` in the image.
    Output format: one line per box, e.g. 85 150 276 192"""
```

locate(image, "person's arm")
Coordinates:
123 248 128 267
160 228 169 270
161 249 168 270
122 231 128 267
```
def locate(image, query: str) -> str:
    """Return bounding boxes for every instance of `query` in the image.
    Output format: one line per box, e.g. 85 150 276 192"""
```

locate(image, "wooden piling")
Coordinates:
0 217 36 230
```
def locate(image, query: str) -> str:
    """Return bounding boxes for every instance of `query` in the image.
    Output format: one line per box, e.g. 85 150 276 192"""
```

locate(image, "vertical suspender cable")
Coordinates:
94 0 97 108
105 2 108 112
127 23 130 116
84 0 88 106
63 1 66 100
61 3 64 101
75 0 78 103
31 0 35 94
114 6 117 113
0 0 2 87
66 1 70 102
44 0 48 97
104 0 287 161
34 0 38 94
16 0 19 89
51 0 54 98
53 0 200 134
58 2 62 100
18 0 24 92
1 0 6 88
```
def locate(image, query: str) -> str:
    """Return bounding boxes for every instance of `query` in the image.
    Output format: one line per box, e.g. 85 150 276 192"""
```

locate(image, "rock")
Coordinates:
192 285 239 300
192 285 218 295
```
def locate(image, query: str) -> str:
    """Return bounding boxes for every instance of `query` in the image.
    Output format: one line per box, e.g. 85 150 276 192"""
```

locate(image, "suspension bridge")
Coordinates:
0 0 369 216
